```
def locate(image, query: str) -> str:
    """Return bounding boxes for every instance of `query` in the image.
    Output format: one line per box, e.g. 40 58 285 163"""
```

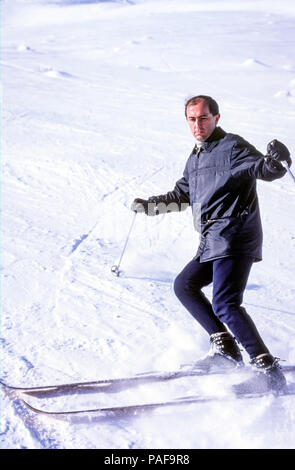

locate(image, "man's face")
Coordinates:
186 100 220 142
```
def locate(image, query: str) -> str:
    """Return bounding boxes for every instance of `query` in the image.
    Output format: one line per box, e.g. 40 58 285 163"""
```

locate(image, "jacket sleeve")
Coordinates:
148 162 190 213
230 137 287 182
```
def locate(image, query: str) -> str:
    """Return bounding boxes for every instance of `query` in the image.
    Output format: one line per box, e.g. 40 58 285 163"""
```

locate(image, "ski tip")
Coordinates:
0 380 10 389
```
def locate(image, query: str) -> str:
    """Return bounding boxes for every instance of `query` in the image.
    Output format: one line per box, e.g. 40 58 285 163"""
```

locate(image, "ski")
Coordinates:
0 362 239 397
1 364 294 398
20 394 225 417
20 383 295 419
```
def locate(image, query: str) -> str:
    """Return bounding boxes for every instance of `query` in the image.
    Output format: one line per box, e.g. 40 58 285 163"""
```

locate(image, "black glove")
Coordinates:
267 139 292 167
131 198 159 216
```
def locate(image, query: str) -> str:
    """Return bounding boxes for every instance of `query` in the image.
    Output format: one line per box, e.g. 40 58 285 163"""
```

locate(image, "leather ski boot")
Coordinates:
232 353 287 395
196 331 244 371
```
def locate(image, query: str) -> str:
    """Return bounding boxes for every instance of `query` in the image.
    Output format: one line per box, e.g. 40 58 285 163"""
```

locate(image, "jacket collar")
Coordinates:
194 127 227 153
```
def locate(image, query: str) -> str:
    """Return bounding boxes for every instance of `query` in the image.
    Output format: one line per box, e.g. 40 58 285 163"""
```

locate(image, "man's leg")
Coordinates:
212 256 269 359
174 258 227 335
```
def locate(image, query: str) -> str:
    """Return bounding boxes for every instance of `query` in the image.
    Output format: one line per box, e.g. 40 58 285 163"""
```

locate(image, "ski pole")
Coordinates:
282 161 295 185
111 211 137 277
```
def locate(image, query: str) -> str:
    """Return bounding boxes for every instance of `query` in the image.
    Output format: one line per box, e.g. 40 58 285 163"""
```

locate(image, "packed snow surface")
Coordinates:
1 0 295 449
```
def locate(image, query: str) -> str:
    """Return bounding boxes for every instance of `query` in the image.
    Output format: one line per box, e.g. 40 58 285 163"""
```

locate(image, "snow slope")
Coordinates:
1 0 295 449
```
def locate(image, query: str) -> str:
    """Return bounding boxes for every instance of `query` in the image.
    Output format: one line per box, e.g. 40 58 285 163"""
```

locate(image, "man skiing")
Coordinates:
131 95 292 394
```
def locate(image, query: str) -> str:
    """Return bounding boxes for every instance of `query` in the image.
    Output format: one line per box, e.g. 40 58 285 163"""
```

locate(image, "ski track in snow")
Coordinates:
1 0 295 449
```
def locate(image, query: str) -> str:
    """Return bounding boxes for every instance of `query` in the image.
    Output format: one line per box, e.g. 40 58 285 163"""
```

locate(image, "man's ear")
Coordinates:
215 113 221 125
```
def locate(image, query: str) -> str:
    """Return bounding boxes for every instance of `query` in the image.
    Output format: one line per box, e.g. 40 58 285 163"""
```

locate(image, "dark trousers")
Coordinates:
174 256 269 359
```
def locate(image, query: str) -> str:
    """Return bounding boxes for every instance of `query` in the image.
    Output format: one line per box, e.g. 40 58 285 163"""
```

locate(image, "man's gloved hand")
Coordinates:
131 198 159 216
267 139 292 167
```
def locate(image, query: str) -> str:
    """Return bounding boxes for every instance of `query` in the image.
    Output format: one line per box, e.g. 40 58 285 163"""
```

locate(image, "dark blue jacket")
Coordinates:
150 127 286 263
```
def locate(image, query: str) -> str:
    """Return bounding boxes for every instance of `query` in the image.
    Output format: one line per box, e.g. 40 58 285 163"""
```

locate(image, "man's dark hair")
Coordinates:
185 95 219 117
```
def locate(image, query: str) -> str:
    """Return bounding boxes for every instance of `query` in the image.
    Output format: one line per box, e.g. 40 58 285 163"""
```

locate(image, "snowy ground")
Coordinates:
1 0 295 449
